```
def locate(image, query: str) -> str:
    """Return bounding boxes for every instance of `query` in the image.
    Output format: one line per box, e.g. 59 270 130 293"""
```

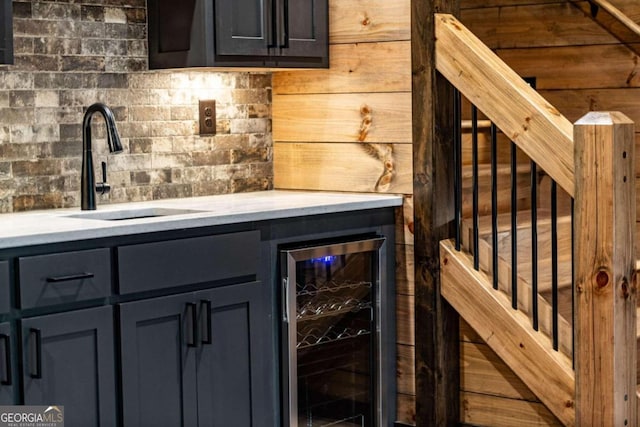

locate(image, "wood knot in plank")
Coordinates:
565 400 574 408
596 270 609 289
361 16 371 27
621 278 630 299
545 104 561 117
358 104 373 142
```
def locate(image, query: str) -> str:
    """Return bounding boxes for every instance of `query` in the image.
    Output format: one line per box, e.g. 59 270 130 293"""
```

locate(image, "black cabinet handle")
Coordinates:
46 272 94 283
0 334 10 386
186 303 197 348
29 328 42 379
200 300 212 345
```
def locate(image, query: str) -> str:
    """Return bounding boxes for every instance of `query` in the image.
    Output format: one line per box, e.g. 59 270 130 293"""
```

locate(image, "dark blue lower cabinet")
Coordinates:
21 306 116 427
120 281 269 426
0 322 13 405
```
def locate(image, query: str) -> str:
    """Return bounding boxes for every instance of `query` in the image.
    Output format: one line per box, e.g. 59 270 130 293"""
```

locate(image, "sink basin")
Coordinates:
66 207 206 221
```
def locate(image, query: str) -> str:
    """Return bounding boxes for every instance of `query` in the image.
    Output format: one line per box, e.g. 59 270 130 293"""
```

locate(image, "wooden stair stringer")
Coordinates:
440 239 576 427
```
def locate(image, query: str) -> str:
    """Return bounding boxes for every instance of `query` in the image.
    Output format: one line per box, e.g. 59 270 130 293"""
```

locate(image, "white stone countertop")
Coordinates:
0 190 404 249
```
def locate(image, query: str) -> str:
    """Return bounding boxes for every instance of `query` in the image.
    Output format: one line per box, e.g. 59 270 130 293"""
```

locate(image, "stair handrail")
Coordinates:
581 0 640 40
434 13 575 198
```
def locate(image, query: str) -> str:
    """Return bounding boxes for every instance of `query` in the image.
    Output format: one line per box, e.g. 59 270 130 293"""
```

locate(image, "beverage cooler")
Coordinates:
280 236 392 427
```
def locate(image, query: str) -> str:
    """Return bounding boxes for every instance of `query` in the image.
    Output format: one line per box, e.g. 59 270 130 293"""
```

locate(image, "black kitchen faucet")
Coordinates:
80 103 123 210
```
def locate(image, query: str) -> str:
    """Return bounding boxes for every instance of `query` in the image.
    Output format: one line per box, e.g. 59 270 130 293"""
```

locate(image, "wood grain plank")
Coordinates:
273 92 412 143
460 318 484 344
413 2 460 425
461 391 562 426
497 44 640 90
541 88 640 123
397 343 416 395
396 392 416 425
273 142 412 194
273 41 411 94
462 0 561 8
574 112 636 426
329 0 410 44
570 0 640 48
396 293 414 346
395 195 414 246
396 243 415 296
460 2 618 49
461 341 539 401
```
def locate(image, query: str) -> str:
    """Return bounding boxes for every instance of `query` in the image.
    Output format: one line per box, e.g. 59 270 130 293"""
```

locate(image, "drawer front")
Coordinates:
18 248 112 309
118 230 259 295
0 261 9 314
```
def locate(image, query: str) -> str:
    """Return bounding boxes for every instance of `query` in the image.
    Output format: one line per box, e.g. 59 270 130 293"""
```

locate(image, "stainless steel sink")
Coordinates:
65 207 206 221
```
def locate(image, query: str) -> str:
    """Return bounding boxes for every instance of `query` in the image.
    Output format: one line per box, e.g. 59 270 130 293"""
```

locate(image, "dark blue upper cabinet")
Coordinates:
148 0 328 69
0 0 12 65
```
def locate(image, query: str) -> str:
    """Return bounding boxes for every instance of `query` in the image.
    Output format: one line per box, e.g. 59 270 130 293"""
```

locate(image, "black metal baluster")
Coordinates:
511 142 518 309
454 89 462 251
491 123 499 290
571 197 575 366
472 105 479 270
531 161 539 331
551 181 559 351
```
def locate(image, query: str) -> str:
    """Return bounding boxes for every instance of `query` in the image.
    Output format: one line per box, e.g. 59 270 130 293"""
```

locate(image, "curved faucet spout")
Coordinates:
81 103 123 210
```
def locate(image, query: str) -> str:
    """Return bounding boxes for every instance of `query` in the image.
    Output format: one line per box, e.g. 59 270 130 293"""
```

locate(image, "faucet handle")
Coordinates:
95 161 111 195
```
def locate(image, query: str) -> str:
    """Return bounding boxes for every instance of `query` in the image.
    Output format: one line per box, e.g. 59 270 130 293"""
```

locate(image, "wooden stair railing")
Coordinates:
435 13 575 198
434 12 638 427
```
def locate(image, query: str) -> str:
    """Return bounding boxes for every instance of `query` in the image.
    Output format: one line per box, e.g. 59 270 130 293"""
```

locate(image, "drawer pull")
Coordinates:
46 272 95 283
186 303 197 348
0 334 10 386
29 328 42 379
200 300 212 345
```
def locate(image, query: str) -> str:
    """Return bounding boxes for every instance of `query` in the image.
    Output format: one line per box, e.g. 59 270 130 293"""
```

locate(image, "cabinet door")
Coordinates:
147 0 209 68
0 322 14 405
120 293 199 427
0 0 12 64
0 260 9 315
21 306 116 427
214 0 272 57
195 281 272 426
278 0 328 66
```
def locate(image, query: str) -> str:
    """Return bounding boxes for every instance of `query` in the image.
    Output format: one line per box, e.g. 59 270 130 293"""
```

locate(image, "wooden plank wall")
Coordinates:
457 0 640 425
272 0 415 424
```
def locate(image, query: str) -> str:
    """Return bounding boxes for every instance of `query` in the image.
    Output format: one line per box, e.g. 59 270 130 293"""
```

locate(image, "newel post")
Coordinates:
574 112 636 426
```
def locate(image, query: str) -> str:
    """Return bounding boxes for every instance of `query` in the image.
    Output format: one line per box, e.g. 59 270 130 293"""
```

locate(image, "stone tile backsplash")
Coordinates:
0 0 273 213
